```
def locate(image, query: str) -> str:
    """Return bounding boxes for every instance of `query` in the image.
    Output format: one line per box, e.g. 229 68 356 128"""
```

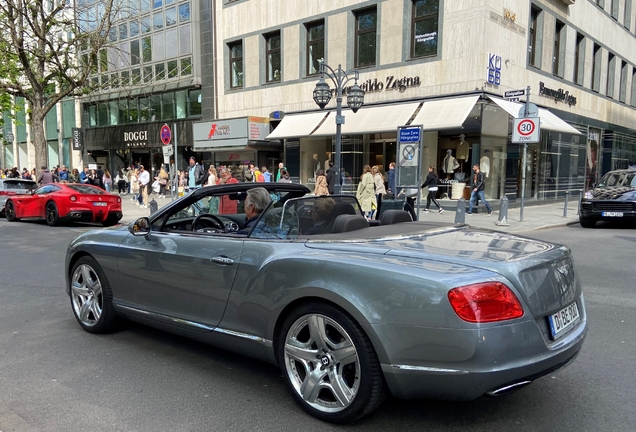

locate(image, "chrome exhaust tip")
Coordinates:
486 380 532 396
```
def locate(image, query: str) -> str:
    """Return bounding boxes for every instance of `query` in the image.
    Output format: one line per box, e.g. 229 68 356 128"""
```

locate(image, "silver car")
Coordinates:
65 183 587 423
0 178 37 214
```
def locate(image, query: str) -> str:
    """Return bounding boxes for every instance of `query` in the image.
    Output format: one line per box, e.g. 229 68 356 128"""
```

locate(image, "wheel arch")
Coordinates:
271 294 389 366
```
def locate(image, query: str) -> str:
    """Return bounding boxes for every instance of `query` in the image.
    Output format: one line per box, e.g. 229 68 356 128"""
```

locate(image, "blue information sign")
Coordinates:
399 127 420 143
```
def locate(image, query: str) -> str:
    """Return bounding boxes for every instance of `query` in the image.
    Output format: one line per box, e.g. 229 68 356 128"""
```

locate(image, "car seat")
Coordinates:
379 210 413 225
330 214 369 233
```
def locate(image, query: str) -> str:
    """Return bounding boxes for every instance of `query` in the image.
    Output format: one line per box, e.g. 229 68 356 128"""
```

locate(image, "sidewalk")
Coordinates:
116 192 582 234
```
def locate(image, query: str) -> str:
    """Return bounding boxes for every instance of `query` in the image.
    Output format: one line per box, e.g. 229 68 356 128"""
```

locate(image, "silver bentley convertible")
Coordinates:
65 183 587 423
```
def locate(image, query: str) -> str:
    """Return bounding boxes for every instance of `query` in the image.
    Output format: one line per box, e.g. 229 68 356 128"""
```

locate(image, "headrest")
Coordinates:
331 214 369 234
380 210 413 225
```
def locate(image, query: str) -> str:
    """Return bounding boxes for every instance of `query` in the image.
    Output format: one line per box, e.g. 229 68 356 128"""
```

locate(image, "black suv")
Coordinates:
579 168 636 228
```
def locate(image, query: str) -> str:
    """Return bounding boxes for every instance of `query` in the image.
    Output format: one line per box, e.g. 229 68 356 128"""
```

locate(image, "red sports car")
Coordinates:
4 183 123 227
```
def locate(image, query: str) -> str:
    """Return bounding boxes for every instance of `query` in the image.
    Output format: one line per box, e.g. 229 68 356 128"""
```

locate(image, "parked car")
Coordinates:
65 183 587 423
580 168 636 227
5 183 122 226
0 178 37 215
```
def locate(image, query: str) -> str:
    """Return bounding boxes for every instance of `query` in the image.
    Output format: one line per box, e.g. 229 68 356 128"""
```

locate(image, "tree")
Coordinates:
0 0 118 172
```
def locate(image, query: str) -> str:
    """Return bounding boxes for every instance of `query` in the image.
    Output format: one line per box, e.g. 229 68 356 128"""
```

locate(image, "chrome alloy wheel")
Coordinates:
284 314 360 413
71 264 103 327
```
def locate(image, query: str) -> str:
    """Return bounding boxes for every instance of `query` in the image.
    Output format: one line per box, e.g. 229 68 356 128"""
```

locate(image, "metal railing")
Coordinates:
563 190 583 217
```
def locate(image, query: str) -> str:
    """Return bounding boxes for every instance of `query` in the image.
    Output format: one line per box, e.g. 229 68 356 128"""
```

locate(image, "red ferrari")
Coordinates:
4 183 123 227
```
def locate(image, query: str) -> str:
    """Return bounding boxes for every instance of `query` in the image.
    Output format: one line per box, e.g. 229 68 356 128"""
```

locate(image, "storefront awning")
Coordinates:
487 96 582 135
411 95 480 130
310 103 422 136
266 112 330 139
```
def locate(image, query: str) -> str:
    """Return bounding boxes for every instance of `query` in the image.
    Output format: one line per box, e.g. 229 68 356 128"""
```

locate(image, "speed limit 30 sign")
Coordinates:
512 117 540 143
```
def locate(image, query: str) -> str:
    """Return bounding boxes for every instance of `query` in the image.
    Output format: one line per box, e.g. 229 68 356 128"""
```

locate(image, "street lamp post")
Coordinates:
313 63 365 194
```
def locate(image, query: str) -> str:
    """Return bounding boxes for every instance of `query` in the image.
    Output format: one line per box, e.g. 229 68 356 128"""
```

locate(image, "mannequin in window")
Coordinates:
443 149 459 179
457 134 470 161
480 149 491 178
312 154 321 179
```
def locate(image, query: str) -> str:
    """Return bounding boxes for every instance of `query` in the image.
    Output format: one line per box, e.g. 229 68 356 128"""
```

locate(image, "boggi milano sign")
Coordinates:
123 130 149 147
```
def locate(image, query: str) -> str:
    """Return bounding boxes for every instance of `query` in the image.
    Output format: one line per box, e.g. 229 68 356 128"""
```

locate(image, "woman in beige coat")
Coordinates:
372 166 387 219
356 165 376 218
314 169 329 195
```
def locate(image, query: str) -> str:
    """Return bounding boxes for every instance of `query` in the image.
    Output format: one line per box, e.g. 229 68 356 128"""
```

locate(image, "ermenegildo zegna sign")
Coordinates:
539 82 577 106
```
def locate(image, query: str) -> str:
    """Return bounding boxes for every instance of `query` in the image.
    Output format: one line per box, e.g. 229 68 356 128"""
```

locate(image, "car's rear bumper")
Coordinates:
63 209 122 223
369 312 588 400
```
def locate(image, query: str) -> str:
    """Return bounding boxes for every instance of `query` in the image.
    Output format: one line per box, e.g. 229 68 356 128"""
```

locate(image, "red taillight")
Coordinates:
448 282 524 323
70 195 77 202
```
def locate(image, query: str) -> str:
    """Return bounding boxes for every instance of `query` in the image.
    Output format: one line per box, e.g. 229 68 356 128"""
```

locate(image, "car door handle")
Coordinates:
210 256 234 265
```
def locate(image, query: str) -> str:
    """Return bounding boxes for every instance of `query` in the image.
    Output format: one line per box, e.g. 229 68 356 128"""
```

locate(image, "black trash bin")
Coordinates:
149 198 158 215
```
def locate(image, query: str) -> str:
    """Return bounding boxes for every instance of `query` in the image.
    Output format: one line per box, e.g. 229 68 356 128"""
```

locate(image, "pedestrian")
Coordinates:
356 165 376 219
137 165 150 208
314 169 329 195
21 168 31 180
156 166 169 198
421 166 444 214
387 162 396 195
467 164 492 215
115 169 127 194
218 167 239 214
261 166 272 182
59 165 69 182
278 169 292 183
103 169 112 193
185 156 205 191
95 166 104 189
130 169 140 203
326 161 336 194
206 166 217 186
69 168 79 183
276 162 287 182
37 166 54 185
79 167 89 184
244 164 255 182
372 166 386 219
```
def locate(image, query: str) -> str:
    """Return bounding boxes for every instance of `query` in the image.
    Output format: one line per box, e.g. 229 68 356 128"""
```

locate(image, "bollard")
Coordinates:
563 191 570 217
454 197 466 224
496 196 510 226
149 198 158 215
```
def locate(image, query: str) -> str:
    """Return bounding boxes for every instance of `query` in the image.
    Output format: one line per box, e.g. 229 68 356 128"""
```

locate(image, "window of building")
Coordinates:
611 0 619 19
143 66 153 83
99 49 108 72
625 0 633 30
155 63 165 80
130 21 139 38
306 21 324 76
606 53 616 98
120 70 130 86
355 8 377 68
411 0 439 58
573 33 585 85
592 44 601 92
162 93 175 120
119 23 128 40
631 68 636 106
131 39 140 65
128 98 138 122
175 90 187 118
153 11 163 30
141 16 151 34
265 31 281 83
596 0 605 9
154 0 162 8
132 68 141 85
528 6 542 67
109 27 117 42
142 36 152 62
229 41 243 88
166 7 177 26
619 60 628 103
167 59 178 78
188 89 202 116
139 97 150 121
553 20 565 77
179 2 190 22
181 57 192 76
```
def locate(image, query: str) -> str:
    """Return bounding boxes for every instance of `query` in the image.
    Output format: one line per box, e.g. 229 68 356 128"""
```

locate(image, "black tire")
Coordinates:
5 201 19 222
45 201 60 226
579 218 596 228
102 219 118 227
278 302 386 423
69 256 118 334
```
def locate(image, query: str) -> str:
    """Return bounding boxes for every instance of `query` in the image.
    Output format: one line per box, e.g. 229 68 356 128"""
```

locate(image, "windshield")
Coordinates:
597 171 636 187
66 184 107 194
3 180 36 190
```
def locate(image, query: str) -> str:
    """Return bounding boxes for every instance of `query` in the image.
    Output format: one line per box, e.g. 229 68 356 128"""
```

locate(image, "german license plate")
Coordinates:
548 302 580 339
601 211 623 217
93 202 108 206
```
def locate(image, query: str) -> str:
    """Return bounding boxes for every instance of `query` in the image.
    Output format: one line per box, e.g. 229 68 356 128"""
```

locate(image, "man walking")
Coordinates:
138 165 150 208
387 162 396 195
79 167 90 184
467 164 492 215
185 156 204 191
326 162 336 195
276 162 286 182
37 166 54 185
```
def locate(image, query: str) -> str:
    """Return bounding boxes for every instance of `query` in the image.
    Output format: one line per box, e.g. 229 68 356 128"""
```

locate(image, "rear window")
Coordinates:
3 180 36 190
65 184 107 195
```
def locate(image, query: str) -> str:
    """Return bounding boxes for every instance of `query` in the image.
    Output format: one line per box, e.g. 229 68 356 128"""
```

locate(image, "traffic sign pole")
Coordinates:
521 86 531 222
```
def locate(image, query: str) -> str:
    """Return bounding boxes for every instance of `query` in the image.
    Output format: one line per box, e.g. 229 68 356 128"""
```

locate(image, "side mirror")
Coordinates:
129 217 151 236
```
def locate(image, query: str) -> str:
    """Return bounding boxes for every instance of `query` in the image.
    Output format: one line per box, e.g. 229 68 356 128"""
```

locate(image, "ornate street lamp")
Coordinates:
312 63 365 194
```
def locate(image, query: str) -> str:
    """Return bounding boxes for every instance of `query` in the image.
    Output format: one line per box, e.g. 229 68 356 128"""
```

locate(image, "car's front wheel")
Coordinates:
5 201 19 221
579 217 596 228
45 201 60 226
278 303 386 423
70 256 117 334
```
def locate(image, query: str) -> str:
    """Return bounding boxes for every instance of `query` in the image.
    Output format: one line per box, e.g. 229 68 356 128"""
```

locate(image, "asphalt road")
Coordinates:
0 219 634 432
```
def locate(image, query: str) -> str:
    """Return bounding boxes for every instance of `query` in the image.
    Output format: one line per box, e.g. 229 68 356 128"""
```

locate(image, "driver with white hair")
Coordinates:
239 187 272 233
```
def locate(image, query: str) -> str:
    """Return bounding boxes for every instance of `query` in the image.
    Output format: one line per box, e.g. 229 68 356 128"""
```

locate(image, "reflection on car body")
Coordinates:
65 182 587 423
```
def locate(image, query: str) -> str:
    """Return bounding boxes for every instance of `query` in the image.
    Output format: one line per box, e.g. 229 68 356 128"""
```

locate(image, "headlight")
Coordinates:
584 191 593 199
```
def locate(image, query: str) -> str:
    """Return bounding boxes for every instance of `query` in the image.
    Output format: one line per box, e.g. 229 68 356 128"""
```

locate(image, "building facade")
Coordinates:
210 0 636 200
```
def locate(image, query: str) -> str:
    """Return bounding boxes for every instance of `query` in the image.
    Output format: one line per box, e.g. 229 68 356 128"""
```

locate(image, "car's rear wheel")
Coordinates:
579 218 596 228
45 201 60 226
5 201 19 221
278 303 386 423
70 256 117 334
